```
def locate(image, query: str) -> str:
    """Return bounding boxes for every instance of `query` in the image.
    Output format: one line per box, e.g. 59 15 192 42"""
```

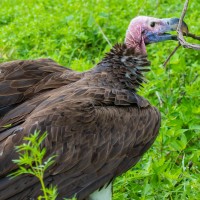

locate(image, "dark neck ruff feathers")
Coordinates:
94 44 151 92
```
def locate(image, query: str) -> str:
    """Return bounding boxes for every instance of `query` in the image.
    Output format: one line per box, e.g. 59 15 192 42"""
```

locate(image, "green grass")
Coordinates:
1 0 200 199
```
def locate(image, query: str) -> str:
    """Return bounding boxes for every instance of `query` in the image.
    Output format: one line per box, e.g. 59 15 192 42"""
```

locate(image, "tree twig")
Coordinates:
163 43 181 67
163 0 200 67
177 0 200 50
187 32 200 41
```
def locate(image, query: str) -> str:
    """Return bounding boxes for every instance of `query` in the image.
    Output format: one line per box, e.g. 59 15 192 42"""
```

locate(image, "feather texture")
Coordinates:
0 44 160 200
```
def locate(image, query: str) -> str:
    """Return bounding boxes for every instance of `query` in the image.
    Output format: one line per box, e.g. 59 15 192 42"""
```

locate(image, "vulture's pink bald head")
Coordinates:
125 16 188 55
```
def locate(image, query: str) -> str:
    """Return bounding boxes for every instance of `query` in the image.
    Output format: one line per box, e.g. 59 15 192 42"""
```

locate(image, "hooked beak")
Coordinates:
144 18 188 44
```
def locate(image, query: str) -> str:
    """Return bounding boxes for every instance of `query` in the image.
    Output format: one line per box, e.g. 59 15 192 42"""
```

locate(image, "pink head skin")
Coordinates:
125 16 151 55
125 16 188 55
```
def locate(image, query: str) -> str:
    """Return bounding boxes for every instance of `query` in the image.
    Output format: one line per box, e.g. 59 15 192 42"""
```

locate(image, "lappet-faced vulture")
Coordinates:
0 16 188 200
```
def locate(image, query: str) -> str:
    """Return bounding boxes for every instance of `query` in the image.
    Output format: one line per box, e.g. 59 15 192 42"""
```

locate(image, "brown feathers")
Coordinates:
0 44 160 200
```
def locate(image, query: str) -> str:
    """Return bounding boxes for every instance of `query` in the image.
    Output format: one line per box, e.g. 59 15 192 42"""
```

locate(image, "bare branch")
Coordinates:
163 0 200 67
163 43 181 67
187 32 200 41
177 0 200 50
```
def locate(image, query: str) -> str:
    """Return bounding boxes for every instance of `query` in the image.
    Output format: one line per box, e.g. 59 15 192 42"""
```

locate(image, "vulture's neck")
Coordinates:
92 44 151 92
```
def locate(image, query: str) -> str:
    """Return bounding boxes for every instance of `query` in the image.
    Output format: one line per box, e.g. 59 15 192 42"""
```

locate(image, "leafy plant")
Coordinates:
9 131 58 200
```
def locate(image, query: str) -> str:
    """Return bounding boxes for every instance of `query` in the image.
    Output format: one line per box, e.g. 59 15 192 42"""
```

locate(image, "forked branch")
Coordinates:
163 0 200 67
177 0 200 50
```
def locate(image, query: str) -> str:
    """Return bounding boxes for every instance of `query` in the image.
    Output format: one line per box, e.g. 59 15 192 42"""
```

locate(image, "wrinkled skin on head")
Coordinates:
125 16 188 55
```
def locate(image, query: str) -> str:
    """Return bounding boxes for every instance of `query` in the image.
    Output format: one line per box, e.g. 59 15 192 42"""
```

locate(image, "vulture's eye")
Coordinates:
150 22 156 27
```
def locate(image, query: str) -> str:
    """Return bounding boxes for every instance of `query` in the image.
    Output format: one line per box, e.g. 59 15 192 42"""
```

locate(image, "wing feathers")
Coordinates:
0 59 73 117
0 45 160 199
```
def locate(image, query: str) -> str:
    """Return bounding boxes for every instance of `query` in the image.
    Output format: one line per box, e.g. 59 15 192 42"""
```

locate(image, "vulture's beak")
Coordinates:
144 18 188 44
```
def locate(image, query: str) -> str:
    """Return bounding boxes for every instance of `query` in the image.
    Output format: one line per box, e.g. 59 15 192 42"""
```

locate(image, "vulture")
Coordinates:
0 16 188 200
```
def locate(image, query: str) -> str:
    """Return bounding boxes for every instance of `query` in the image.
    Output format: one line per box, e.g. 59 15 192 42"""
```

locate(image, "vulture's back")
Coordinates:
0 44 161 200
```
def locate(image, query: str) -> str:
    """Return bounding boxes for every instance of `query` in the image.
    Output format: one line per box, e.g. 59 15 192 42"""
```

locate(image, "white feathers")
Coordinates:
88 183 112 200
